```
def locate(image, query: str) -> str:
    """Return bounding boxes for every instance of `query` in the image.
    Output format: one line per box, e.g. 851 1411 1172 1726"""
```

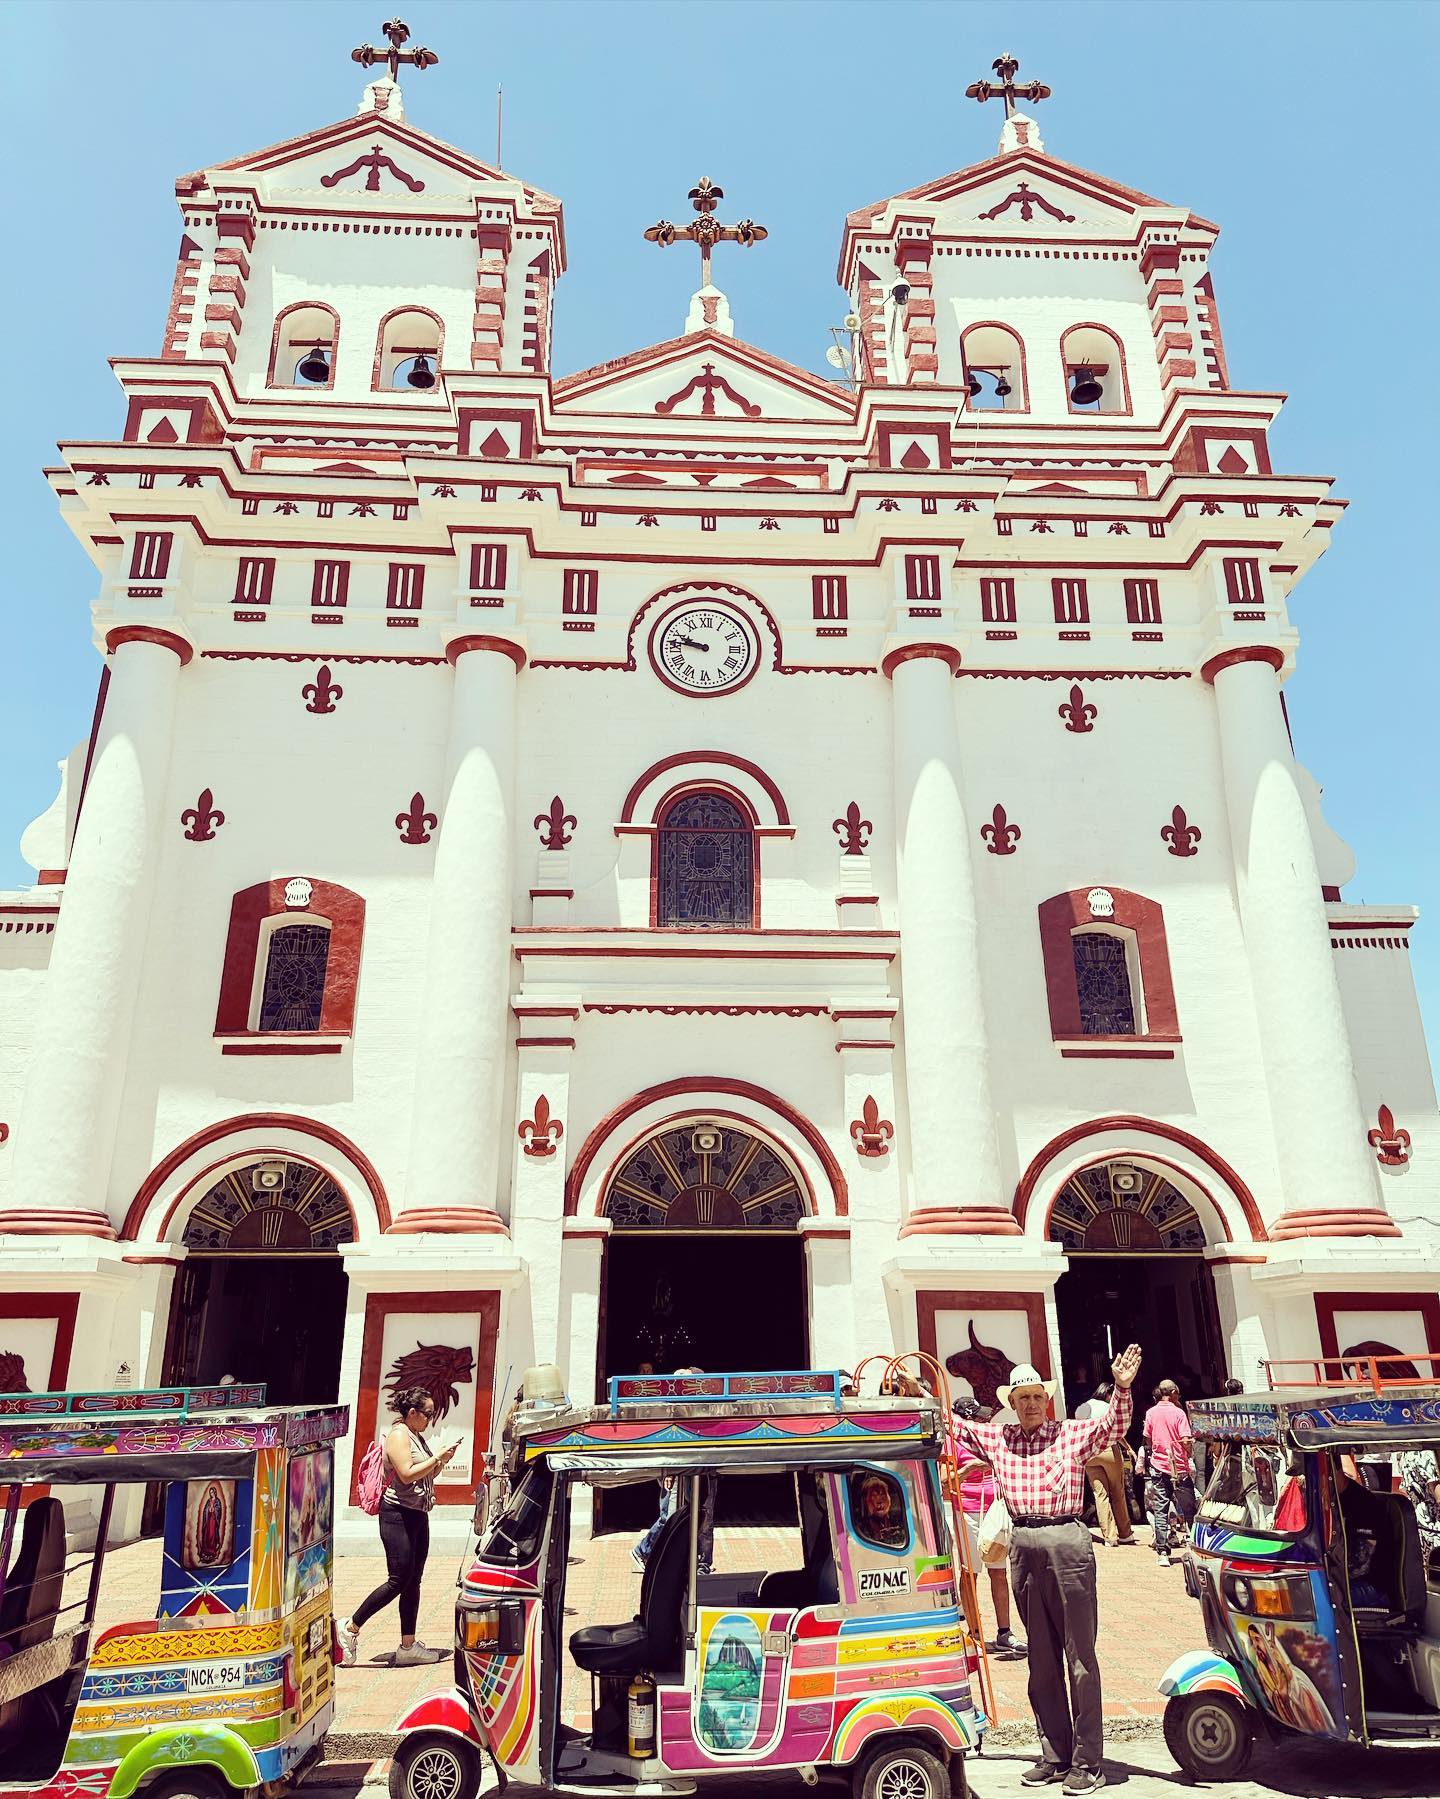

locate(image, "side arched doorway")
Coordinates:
160 1156 354 1405
597 1118 809 1529
1049 1159 1227 1404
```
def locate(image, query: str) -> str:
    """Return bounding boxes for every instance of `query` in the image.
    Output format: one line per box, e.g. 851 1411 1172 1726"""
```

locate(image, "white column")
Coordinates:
887 647 1005 1232
401 636 521 1233
1207 649 1385 1234
5 629 188 1237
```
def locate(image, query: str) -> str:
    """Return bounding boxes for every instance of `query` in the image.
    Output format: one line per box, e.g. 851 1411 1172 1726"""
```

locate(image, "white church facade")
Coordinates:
2 33 1436 1536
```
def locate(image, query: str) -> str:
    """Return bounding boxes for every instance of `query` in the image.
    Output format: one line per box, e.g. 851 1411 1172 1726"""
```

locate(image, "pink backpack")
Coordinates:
357 1438 388 1515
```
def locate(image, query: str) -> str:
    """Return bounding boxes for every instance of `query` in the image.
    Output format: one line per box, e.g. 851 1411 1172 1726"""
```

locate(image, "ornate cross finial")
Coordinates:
351 18 439 85
644 177 768 290
965 51 1051 120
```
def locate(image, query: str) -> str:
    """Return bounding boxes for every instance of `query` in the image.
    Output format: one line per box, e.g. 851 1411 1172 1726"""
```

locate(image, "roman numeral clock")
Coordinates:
649 599 760 695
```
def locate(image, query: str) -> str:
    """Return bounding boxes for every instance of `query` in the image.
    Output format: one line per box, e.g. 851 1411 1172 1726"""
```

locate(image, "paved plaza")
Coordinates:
85 1520 1440 1796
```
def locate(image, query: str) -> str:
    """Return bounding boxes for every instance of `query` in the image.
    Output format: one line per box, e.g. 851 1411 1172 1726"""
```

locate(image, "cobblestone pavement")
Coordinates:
91 1527 1440 1797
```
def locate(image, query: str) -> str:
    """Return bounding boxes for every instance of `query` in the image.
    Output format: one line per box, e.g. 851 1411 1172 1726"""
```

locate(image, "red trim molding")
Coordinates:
120 1112 392 1240
105 626 193 667
1038 887 1178 1041
0 1209 118 1240
880 643 962 679
447 633 527 670
904 1205 1021 1238
564 1077 848 1217
1014 1116 1267 1243
215 879 364 1037
620 751 791 827
386 1206 509 1236
1200 645 1284 685
1271 1208 1400 1241
350 1290 500 1508
1315 1291 1440 1359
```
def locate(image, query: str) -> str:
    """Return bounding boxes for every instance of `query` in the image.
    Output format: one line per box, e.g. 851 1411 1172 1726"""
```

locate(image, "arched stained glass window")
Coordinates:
1071 930 1136 1035
258 923 331 1032
656 790 755 928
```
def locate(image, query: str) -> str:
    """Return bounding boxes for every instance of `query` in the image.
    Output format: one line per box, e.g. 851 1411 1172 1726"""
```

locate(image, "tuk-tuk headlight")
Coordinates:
1222 1570 1314 1621
463 1606 501 1649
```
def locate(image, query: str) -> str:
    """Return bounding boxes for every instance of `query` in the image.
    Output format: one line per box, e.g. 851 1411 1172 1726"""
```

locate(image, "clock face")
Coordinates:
651 603 759 695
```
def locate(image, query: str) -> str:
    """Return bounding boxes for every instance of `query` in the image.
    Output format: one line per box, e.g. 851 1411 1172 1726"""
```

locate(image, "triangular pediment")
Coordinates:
554 331 854 423
848 148 1214 237
180 112 561 210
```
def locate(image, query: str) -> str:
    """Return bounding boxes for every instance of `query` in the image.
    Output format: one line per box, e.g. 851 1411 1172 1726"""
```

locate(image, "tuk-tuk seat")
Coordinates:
570 1508 690 1677
0 1497 66 1655
1354 1493 1429 1633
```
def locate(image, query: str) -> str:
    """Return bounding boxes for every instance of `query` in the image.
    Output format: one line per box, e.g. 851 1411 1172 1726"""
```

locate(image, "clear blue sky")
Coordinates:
5 0 1438 1070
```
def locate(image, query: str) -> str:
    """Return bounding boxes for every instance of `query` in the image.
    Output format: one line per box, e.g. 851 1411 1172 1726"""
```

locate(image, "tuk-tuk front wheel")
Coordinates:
856 1740 951 1799
388 1733 483 1799
1163 1692 1254 1782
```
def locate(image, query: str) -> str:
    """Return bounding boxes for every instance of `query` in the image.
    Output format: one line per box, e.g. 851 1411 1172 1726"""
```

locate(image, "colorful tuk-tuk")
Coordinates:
1159 1356 1440 1780
0 1382 347 1798
393 1367 990 1799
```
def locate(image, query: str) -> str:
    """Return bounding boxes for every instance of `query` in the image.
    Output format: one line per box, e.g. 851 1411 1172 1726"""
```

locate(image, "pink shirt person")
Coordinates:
1143 1396 1193 1476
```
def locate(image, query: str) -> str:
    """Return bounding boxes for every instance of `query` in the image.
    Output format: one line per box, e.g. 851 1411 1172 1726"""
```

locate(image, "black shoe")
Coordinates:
1062 1770 1106 1795
1021 1764 1069 1786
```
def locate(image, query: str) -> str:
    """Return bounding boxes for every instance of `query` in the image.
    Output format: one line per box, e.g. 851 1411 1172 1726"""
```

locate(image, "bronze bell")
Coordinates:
406 353 436 390
994 373 1013 398
297 346 330 383
1070 365 1103 407
965 371 983 399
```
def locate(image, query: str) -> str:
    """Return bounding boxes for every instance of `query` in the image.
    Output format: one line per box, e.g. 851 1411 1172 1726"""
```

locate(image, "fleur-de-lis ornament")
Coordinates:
1161 805 1202 858
534 797 576 851
302 665 344 714
850 1096 894 1158
1058 683 1097 734
832 802 873 856
518 1095 564 1157
981 803 1021 855
395 793 437 845
1367 1104 1412 1168
180 788 225 842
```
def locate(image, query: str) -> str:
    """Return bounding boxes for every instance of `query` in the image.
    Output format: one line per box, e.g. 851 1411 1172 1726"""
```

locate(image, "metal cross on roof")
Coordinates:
644 177 768 290
351 17 440 84
965 51 1051 120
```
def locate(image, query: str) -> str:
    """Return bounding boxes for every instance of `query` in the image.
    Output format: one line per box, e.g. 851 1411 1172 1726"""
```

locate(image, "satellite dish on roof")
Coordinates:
825 344 851 371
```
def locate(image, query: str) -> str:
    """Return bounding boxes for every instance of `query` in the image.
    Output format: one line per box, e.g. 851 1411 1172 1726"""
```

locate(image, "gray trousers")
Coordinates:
1008 1520 1103 1774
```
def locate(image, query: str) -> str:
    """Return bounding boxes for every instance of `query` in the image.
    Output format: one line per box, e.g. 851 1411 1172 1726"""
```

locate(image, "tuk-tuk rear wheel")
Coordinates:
1163 1692 1253 1781
387 1733 483 1799
856 1740 950 1799
145 1776 229 1799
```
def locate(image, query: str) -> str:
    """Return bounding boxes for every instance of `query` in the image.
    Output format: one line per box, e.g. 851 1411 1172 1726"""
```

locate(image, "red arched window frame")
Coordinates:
266 301 341 391
1038 887 1179 1051
650 782 761 929
370 304 446 391
1060 321 1132 416
959 320 1030 413
215 879 365 1037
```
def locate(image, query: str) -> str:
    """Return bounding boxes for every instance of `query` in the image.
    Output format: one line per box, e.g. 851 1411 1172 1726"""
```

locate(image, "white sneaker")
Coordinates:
337 1617 359 1664
1158 1552 1172 1568
394 1639 444 1666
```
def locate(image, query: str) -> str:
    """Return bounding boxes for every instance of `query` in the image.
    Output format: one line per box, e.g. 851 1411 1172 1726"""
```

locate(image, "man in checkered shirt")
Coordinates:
951 1342 1141 1794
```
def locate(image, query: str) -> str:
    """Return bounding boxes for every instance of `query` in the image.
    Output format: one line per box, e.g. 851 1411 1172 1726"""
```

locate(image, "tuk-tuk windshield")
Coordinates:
482 1460 553 1568
1200 1440 1308 1534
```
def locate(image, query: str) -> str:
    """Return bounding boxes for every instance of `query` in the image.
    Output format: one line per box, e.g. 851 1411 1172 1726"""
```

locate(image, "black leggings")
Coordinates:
353 1504 430 1637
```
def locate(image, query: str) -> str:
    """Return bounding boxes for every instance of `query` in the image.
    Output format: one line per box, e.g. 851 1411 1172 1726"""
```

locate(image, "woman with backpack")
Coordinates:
339 1386 458 1666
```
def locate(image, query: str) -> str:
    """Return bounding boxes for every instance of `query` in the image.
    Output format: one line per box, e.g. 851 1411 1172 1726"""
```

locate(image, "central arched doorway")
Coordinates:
160 1156 354 1405
598 1118 809 1528
1049 1159 1227 1405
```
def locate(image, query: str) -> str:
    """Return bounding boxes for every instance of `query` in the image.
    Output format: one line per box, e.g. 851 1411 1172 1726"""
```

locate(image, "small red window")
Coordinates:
387 563 425 611
311 561 349 608
470 543 508 591
981 577 1016 624
1124 578 1161 625
904 554 942 604
1222 557 1263 608
812 575 848 621
130 532 173 581
563 569 599 616
1052 578 1089 625
234 557 274 606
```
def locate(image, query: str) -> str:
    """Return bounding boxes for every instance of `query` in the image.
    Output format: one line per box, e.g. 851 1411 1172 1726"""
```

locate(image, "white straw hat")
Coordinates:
996 1363 1057 1408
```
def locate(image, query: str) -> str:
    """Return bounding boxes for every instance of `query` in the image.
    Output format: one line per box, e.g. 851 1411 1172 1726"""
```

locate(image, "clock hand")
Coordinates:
675 635 709 652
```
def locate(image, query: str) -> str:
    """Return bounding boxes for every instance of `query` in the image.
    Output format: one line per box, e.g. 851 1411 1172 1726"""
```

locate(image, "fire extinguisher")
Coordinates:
627 1672 656 1759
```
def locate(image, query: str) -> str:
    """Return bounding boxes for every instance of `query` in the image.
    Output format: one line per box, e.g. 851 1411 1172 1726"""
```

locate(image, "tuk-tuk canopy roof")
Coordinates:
517 1369 944 1470
0 1384 348 1485
1189 1384 1440 1450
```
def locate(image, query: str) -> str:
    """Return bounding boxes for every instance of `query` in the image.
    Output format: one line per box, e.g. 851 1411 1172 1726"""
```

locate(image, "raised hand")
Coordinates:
1111 1343 1142 1389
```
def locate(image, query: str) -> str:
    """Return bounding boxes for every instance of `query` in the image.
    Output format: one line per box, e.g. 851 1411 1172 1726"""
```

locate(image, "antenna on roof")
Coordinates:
496 85 503 169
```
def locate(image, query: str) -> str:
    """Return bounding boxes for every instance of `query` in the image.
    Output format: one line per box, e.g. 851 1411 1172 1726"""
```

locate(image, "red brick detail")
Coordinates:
204 303 241 329
105 625 192 666
215 879 365 1037
1038 887 1179 1040
199 331 237 363
1271 1208 1400 1241
386 1207 508 1236
1160 358 1198 386
215 245 251 279
1200 645 1284 684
